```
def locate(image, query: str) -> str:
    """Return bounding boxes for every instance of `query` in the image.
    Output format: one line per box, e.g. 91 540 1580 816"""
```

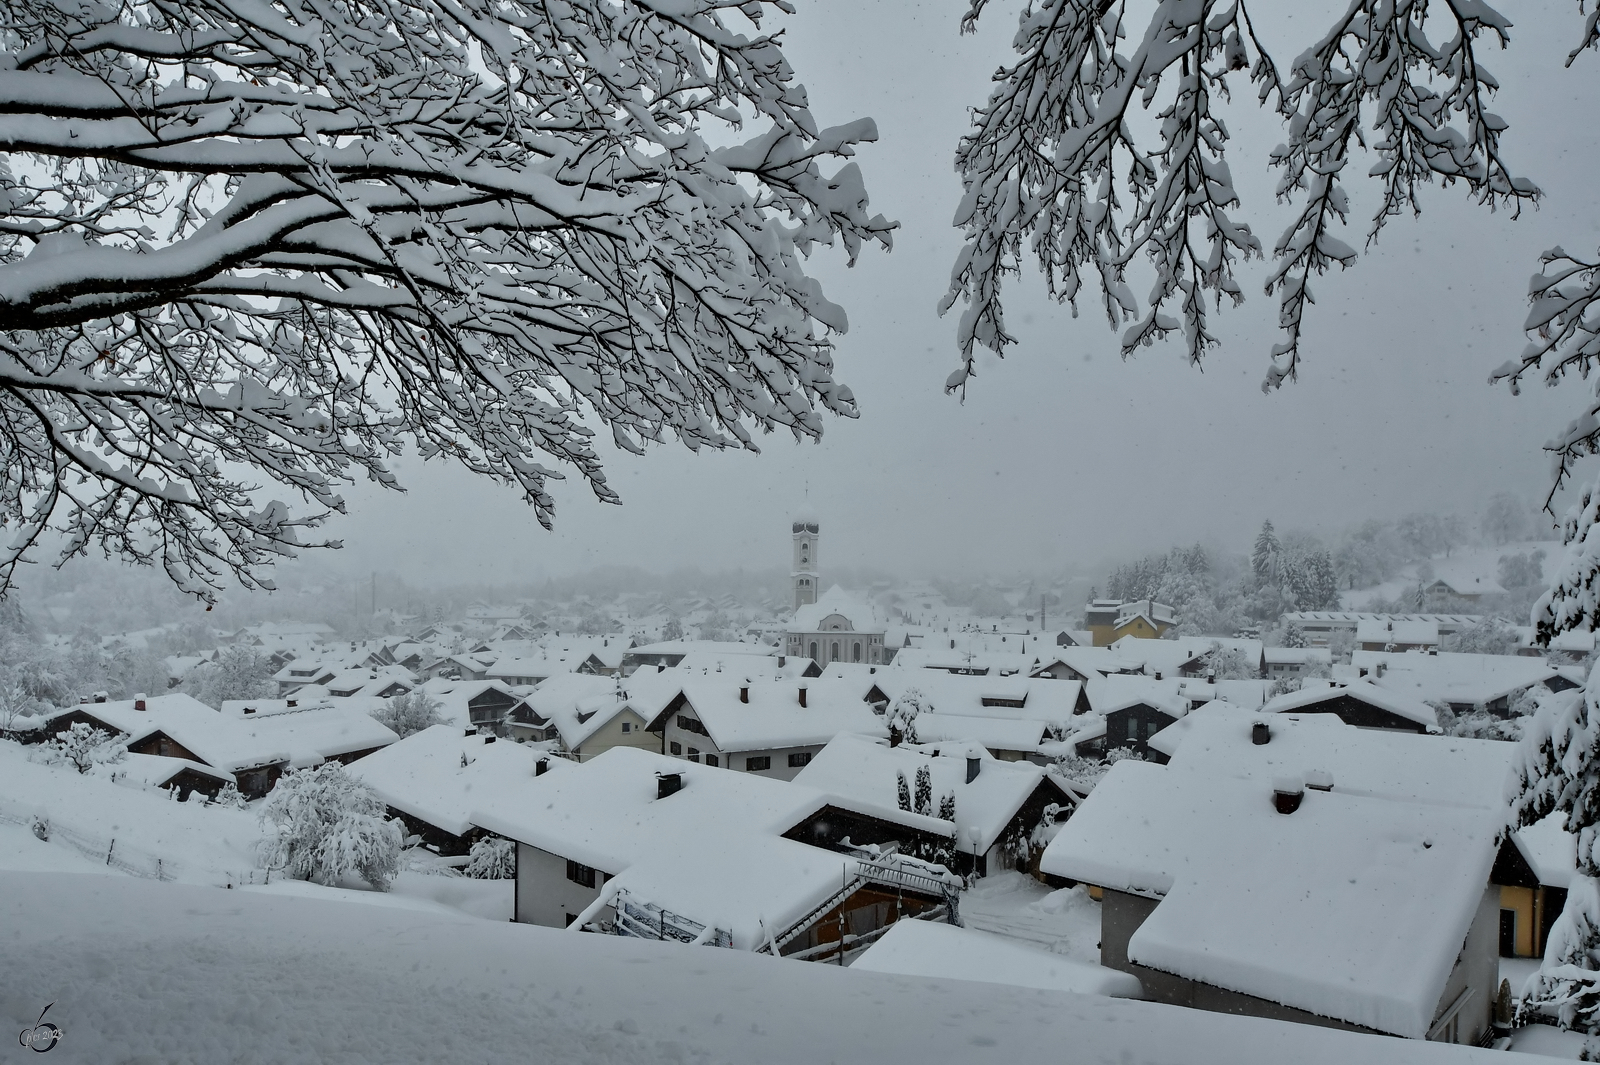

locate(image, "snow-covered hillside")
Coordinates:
1 870 1508 1065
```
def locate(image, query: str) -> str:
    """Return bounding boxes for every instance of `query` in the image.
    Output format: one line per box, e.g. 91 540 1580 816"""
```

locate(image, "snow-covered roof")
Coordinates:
1354 618 1439 646
793 734 1063 854
229 701 397 769
870 671 1082 727
1262 678 1438 729
1041 760 1503 1038
1263 647 1332 666
908 713 1048 754
1149 703 1516 810
625 640 775 659
1353 650 1560 706
671 677 886 753
1083 675 1192 718
852 919 1144 998
418 679 520 729
346 724 562 837
886 647 1038 675
470 747 953 948
49 694 293 773
790 585 885 634
522 673 634 749
1030 645 1146 679
1425 563 1507 598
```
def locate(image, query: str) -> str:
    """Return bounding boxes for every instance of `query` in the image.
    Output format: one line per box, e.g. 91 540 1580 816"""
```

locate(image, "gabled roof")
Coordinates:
1353 650 1560 706
347 724 562 837
470 747 953 949
49 693 293 773
666 677 886 753
1041 759 1504 1039
1261 680 1439 729
793 734 1065 854
1149 702 1515 810
217 699 397 768
907 713 1048 754
852 920 1143 998
521 673 637 749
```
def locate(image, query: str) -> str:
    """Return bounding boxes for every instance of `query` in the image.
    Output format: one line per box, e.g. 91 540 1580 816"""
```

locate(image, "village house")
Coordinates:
504 672 660 761
1261 680 1437 733
1277 611 1482 649
1264 647 1333 681
1041 728 1509 1045
793 734 1076 879
1356 618 1442 653
42 694 299 799
1493 811 1574 960
471 747 961 962
619 639 777 676
1350 650 1580 716
418 679 525 734
644 676 886 779
346 724 561 854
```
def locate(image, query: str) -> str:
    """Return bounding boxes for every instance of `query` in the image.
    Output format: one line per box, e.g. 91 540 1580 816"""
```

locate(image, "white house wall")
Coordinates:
514 842 610 929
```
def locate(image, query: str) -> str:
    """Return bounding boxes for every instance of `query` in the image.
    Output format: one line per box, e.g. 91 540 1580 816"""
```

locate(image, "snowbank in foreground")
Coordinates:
0 871 1506 1065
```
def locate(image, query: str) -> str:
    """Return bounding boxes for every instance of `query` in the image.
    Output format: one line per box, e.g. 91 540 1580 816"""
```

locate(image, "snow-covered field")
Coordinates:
0 869 1517 1065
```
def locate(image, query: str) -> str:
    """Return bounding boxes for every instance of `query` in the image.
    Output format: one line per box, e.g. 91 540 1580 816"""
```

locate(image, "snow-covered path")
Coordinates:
0 870 1510 1065
959 872 1102 963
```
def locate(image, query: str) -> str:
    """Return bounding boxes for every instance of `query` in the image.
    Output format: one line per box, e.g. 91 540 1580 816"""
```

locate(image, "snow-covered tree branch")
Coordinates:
0 0 894 601
942 0 1555 395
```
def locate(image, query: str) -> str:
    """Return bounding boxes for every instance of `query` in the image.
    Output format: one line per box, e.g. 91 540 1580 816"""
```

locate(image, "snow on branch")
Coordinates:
0 0 893 600
942 0 1539 394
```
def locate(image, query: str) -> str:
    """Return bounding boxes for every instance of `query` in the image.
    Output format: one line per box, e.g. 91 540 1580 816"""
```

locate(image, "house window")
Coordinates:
687 748 699 761
788 752 812 768
676 714 707 736
621 721 631 734
705 754 718 767
670 741 682 755
566 860 597 889
1125 717 1136 741
746 756 771 771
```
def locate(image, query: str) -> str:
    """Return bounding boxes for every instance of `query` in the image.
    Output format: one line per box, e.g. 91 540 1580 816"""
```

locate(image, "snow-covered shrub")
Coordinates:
258 765 403 891
464 837 516 880
1522 876 1600 1032
1050 755 1109 789
185 644 275 708
211 783 249 810
370 690 444 739
1105 747 1145 765
40 722 125 774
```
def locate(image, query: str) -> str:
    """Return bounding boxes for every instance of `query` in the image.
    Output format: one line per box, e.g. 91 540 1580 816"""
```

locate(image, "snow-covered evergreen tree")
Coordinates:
1252 522 1280 584
914 765 933 818
888 688 930 745
464 837 516 880
936 792 956 823
896 771 912 813
1281 624 1307 649
0 0 893 602
258 765 403 891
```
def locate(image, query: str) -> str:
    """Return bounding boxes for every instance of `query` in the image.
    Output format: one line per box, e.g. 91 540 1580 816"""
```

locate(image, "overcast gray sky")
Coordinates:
324 0 1600 586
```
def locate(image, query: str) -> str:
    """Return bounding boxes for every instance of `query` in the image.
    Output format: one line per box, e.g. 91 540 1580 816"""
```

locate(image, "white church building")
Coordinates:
785 517 888 665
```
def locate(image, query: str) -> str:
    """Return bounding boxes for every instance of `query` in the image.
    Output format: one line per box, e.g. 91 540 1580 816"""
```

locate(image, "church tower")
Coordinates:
792 515 819 612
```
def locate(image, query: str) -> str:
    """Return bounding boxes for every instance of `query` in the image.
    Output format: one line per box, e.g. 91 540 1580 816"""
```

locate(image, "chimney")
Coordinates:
483 735 497 744
93 691 107 703
1376 662 1387 678
134 694 147 712
966 756 981 784
778 655 786 668
1306 769 1334 792
243 706 256 715
1272 775 1304 815
798 684 808 708
1154 671 1163 681
536 757 549 776
657 772 683 799
740 682 750 704
1251 721 1270 746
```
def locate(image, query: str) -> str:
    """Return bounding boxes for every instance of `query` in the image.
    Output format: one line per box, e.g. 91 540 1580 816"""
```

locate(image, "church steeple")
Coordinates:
792 514 819 612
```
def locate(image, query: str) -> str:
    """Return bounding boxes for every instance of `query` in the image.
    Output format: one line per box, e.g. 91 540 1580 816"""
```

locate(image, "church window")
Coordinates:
853 642 861 662
831 641 840 662
810 642 818 659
